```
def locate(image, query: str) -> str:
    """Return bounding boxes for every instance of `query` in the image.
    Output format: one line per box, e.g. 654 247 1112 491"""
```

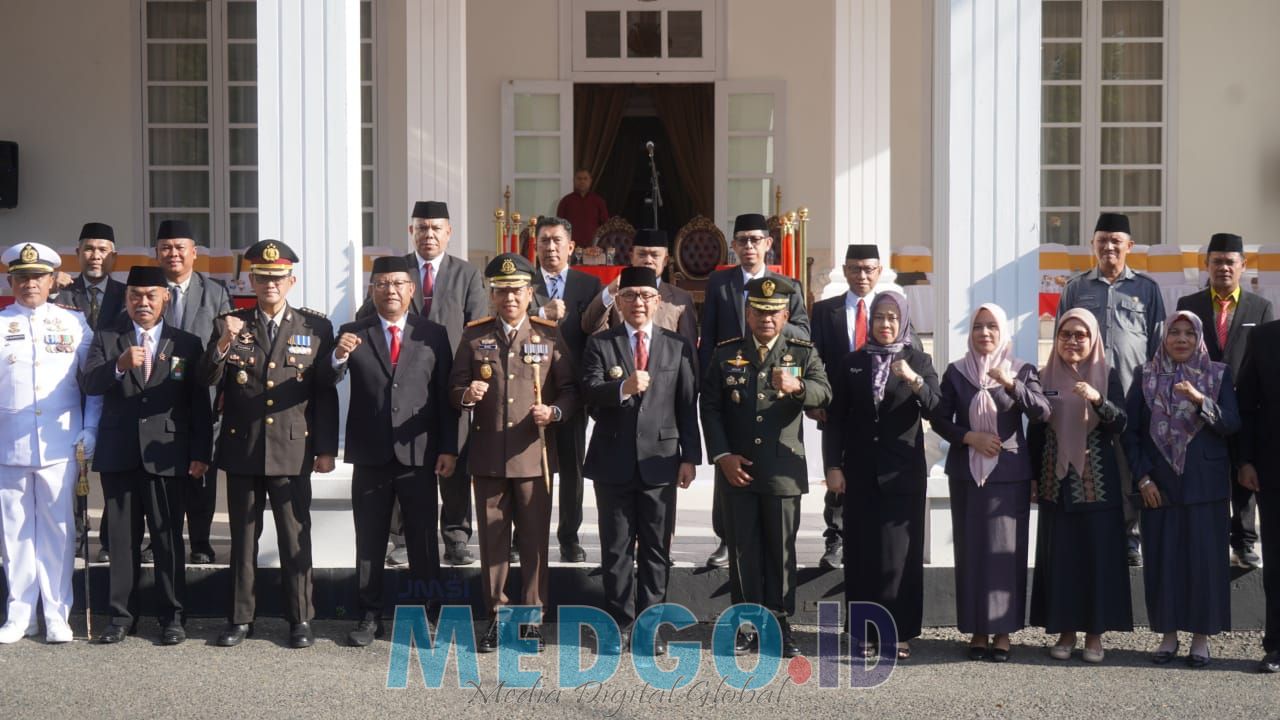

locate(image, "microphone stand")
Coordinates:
645 146 663 230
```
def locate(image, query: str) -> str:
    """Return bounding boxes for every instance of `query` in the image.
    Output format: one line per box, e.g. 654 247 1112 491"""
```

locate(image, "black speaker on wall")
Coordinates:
0 142 18 209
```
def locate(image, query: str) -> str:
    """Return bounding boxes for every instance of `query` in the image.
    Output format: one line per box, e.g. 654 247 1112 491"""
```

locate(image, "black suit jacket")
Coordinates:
581 324 701 485
1237 320 1280 488
170 271 233 346
810 291 922 372
697 267 810 370
357 253 488 353
335 313 459 467
82 316 213 476
63 275 126 331
821 345 940 495
530 266 603 367
1176 288 1274 378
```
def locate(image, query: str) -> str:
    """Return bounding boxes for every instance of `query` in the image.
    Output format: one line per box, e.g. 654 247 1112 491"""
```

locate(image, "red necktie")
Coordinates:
1216 298 1232 351
421 263 435 316
854 298 867 350
635 329 648 371
388 325 401 367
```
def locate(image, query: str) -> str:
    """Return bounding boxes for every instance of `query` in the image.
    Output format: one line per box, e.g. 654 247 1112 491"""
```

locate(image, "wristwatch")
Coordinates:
550 405 563 423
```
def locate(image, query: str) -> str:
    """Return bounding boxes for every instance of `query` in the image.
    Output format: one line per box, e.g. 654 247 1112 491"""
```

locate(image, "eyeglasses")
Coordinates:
1056 330 1090 343
845 264 881 276
250 275 290 286
372 280 413 291
618 291 660 303
734 235 770 246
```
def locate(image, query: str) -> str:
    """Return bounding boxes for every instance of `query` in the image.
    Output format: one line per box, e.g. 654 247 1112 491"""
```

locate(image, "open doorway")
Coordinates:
572 83 713 239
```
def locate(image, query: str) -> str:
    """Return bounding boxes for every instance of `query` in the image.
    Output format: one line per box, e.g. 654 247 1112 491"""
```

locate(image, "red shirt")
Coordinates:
556 191 610 247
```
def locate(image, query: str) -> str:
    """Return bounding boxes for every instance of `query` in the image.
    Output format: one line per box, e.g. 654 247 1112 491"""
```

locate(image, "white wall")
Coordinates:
891 0 932 252
0 0 140 247
1175 0 1280 246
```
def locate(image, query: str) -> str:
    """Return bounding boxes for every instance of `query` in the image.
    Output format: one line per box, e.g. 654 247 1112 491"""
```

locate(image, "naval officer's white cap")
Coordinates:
2 242 61 274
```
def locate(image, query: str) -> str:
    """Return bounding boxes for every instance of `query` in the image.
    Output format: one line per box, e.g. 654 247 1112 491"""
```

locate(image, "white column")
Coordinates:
932 0 1041 363
257 0 363 320
405 0 469 257
829 0 892 300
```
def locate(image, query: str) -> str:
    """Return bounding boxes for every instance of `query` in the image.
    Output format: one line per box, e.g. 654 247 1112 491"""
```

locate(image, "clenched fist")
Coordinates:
334 332 362 360
462 380 489 405
218 314 246 353
891 359 919 384
117 346 149 372
1072 381 1101 405
623 369 650 396
771 368 802 395
542 298 567 322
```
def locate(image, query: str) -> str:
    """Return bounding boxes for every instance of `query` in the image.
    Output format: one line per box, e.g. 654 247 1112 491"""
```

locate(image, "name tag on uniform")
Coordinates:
478 339 498 351
1120 296 1144 313
1243 322 1257 327
287 335 312 354
171 356 187 380
1044 390 1059 397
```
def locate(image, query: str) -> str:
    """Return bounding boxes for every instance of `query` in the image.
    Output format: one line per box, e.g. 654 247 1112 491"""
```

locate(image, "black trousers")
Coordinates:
555 412 588 547
93 493 157 553
594 475 676 626
184 470 217 553
353 461 440 619
226 473 313 625
1258 488 1280 652
101 472 185 626
437 437 473 545
1231 470 1259 552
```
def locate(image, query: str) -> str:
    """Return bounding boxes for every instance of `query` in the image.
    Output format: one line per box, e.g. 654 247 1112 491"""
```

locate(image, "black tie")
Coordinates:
267 320 278 345
87 287 101 327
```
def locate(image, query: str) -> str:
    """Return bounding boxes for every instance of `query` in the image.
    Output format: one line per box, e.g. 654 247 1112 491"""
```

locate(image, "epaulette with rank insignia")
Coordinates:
716 337 741 347
466 316 494 328
296 306 327 319
55 303 82 312
531 316 558 328
787 337 814 348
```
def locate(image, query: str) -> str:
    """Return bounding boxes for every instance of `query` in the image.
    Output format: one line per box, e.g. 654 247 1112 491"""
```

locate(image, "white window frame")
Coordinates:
560 0 724 82
500 81 575 222
1040 0 1175 246
715 79 786 234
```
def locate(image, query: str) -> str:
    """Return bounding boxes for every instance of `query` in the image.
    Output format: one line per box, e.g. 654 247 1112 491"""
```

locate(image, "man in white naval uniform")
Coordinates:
0 242 101 644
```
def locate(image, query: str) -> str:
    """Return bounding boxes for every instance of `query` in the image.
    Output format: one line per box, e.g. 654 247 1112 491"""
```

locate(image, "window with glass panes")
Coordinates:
1041 0 1168 245
572 0 718 74
143 0 376 249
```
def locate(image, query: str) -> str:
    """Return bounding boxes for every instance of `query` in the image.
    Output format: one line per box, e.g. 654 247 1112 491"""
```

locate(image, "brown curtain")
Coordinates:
650 84 714 219
573 84 631 182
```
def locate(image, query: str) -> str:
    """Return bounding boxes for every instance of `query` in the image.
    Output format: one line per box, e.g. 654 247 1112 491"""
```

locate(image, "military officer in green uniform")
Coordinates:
701 277 830 659
200 239 340 649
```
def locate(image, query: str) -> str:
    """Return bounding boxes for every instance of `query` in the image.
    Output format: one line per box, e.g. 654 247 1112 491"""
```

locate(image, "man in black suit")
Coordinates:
696 213 810 568
1177 232 1274 568
1237 320 1280 672
154 219 233 566
358 201 487 568
582 267 700 655
81 266 213 646
57 222 127 561
333 256 459 646
529 215 603 564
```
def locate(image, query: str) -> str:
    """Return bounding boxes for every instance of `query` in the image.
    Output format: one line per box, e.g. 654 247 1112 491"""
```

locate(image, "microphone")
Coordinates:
645 141 655 157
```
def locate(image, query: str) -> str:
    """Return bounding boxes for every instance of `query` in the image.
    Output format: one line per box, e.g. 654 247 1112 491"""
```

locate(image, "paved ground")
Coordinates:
1 618 1276 719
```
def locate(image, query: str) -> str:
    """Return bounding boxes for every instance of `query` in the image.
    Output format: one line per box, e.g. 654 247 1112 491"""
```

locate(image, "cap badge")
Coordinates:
761 280 776 298
501 258 516 275
19 245 38 265
262 243 280 262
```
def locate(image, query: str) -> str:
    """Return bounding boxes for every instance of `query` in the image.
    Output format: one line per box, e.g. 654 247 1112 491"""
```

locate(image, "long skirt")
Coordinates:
1029 502 1134 634
1141 499 1231 635
843 481 925 642
950 477 1030 635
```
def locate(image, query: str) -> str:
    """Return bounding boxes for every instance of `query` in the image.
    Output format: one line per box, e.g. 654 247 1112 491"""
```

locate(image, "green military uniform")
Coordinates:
700 278 830 628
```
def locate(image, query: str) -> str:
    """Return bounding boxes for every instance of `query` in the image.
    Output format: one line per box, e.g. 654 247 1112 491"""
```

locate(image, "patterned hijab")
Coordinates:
864 290 911 405
957 303 1030 486
1041 309 1109 479
1141 311 1226 474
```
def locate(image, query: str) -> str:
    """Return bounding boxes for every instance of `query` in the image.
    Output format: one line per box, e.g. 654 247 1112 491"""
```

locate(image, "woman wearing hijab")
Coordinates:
1123 311 1239 667
823 291 939 660
931 304 1050 662
1028 308 1132 663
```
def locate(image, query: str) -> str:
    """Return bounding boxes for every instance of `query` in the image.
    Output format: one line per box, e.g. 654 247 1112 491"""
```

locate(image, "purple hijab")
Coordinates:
864 290 912 405
1140 310 1227 474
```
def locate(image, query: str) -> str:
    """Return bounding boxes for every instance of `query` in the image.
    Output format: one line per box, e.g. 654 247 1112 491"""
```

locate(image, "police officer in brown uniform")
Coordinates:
200 240 340 649
448 253 579 652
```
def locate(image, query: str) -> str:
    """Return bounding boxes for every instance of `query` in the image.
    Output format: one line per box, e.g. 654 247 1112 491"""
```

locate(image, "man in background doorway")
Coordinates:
556 169 610 247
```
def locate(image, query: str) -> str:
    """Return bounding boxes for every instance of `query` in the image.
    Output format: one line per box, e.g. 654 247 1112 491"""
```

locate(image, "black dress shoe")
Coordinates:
734 630 758 656
1258 650 1280 673
1240 548 1263 569
1152 641 1178 665
290 622 315 648
653 635 668 657
347 619 384 647
521 624 545 652
161 622 186 646
706 542 729 569
819 543 843 571
140 547 154 565
95 547 110 563
560 543 586 563
987 647 1010 663
477 620 499 653
600 629 624 655
444 542 476 566
217 623 253 647
98 624 128 644
509 547 521 565
189 549 215 564
968 645 988 661
1186 651 1210 668
781 632 802 658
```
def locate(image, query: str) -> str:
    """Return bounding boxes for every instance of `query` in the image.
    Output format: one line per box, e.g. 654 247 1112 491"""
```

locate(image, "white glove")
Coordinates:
76 429 98 459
